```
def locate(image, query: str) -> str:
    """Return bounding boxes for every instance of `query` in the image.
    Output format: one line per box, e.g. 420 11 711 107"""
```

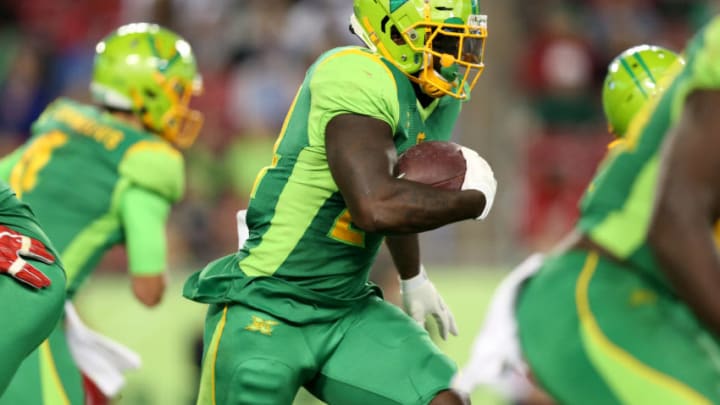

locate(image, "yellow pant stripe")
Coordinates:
575 252 711 405
196 306 229 405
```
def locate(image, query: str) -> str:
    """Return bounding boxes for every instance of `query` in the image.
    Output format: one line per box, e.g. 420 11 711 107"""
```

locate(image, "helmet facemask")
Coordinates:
412 15 487 99
133 72 204 149
351 1 487 100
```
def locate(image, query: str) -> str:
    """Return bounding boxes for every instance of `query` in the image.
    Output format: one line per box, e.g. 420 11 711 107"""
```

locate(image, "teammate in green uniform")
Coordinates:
184 1 496 404
0 182 66 395
452 45 682 405
0 23 202 405
457 20 720 404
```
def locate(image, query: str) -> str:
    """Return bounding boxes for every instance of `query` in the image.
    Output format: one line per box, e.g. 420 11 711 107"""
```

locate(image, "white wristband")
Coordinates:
400 265 429 292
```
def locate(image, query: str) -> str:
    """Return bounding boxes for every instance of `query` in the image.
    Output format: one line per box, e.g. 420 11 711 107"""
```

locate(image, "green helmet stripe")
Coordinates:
147 36 181 73
633 53 657 84
620 58 649 99
389 0 408 12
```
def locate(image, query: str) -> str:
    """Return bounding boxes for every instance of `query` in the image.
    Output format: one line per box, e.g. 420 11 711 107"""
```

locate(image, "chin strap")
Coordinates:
418 53 458 98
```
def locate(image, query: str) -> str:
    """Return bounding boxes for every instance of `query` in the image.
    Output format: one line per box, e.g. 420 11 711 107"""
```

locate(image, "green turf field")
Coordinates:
73 269 510 405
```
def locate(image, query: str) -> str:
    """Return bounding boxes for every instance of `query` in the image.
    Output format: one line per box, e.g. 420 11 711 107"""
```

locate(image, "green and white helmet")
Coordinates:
602 45 683 138
91 23 203 148
351 0 487 100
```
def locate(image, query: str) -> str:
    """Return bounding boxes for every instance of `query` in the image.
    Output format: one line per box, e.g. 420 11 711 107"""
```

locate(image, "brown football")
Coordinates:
394 141 466 191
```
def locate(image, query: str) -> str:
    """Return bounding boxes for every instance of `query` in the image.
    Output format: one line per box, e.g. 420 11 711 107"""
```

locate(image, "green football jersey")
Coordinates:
578 16 720 285
9 98 184 296
185 46 463 322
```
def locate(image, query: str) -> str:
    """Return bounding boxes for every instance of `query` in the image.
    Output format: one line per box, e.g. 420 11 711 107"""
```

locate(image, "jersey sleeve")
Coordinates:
687 17 720 90
308 49 400 146
118 140 185 203
0 146 26 183
120 184 171 275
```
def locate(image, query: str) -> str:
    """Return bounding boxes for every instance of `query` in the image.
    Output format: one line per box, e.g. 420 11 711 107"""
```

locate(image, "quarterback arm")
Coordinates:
120 184 171 307
649 89 720 336
326 114 486 233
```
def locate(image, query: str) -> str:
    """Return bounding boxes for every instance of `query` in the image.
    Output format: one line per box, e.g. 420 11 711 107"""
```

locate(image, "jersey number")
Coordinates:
329 209 365 247
10 131 68 197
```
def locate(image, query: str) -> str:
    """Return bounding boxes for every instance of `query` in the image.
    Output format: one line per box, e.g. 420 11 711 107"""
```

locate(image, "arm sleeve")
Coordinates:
688 18 720 90
120 184 172 275
0 146 26 183
118 140 185 203
308 49 400 146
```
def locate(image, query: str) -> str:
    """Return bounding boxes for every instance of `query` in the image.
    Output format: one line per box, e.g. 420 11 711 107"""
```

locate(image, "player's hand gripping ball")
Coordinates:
395 141 497 220
394 141 466 190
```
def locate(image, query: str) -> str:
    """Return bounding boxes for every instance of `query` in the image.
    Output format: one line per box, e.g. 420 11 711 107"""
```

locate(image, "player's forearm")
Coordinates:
351 181 485 233
121 184 171 276
385 234 421 279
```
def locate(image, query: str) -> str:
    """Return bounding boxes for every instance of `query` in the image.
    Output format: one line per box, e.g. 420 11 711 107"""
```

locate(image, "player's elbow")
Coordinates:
131 273 167 308
349 201 399 233
349 206 382 232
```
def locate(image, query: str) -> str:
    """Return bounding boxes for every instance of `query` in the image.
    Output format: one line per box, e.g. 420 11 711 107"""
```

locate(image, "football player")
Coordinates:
0 23 202 405
184 1 496 404
453 45 683 404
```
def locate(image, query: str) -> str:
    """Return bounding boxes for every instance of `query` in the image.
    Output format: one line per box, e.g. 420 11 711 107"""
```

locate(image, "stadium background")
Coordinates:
0 0 715 404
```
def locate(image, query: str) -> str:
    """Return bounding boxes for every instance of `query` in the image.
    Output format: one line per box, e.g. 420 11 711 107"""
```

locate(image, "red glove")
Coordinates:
0 225 54 288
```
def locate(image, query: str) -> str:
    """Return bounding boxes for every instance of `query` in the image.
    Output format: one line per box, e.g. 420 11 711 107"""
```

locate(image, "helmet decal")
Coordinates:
390 0 409 12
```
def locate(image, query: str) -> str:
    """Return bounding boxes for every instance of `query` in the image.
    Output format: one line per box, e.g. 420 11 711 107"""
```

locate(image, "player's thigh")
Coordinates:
0 261 65 393
197 303 315 405
308 297 456 405
518 251 720 405
0 323 84 405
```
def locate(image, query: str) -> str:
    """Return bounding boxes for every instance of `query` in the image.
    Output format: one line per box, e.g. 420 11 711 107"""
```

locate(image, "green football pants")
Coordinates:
197 296 457 405
0 259 65 397
517 250 720 405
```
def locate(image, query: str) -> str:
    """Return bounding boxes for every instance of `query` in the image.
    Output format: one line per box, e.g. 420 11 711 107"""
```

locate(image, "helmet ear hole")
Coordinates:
389 26 405 45
144 88 157 99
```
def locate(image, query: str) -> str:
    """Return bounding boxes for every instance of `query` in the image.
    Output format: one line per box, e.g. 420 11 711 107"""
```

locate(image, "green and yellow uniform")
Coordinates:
0 98 184 405
0 182 66 394
517 17 720 405
184 46 463 404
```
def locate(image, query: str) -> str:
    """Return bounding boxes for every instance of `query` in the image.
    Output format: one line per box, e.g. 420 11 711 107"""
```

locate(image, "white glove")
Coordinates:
401 266 459 340
237 209 249 250
64 301 141 397
460 146 497 220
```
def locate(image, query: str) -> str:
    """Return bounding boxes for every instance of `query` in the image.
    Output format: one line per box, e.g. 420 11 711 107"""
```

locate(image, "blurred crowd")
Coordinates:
0 0 714 271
